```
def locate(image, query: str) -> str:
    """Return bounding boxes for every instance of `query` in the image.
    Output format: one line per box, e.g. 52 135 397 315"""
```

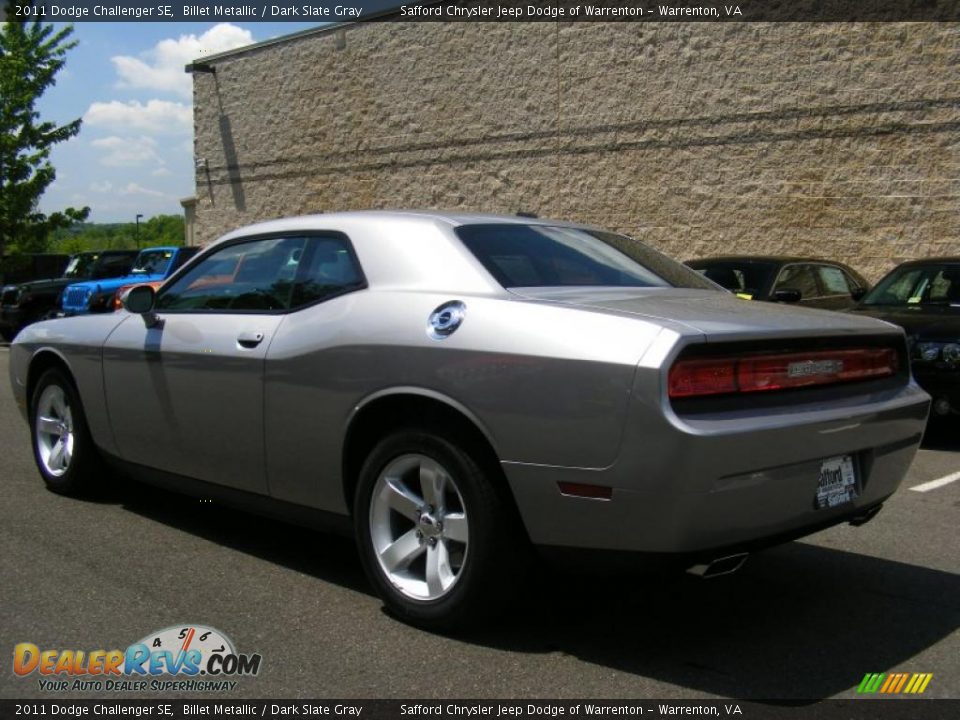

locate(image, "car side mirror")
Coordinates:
851 287 866 301
121 285 161 328
771 288 802 303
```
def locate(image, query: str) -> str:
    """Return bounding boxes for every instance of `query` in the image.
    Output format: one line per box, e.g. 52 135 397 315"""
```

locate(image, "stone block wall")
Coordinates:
192 21 960 280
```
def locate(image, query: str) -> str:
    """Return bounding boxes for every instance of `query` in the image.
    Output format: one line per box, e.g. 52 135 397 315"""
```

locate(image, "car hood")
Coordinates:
6 277 78 296
848 306 960 342
511 287 900 341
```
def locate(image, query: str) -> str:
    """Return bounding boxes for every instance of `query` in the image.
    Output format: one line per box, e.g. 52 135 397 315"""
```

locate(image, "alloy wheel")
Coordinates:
369 453 470 601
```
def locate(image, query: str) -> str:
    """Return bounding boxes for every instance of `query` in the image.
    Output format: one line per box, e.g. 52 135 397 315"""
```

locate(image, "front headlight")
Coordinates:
912 341 960 367
942 343 960 365
917 343 940 362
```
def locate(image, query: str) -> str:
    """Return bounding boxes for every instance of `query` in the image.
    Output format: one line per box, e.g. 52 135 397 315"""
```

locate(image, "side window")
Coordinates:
817 266 852 295
775 264 820 299
156 235 363 313
927 270 955 302
290 237 364 309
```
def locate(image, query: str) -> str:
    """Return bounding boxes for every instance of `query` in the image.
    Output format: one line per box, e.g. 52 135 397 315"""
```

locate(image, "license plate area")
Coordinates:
815 455 859 509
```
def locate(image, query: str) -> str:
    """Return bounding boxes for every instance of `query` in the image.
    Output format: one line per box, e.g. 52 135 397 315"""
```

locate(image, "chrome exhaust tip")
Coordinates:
849 503 883 527
686 552 749 578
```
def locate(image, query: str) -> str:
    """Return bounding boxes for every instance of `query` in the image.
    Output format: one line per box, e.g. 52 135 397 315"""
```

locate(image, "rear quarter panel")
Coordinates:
263 291 670 511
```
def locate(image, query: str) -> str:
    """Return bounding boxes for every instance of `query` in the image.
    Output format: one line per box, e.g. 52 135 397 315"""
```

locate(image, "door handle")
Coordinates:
237 331 265 349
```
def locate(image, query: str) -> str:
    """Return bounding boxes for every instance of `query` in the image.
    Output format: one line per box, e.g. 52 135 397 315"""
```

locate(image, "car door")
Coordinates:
259 234 368 510
102 235 309 494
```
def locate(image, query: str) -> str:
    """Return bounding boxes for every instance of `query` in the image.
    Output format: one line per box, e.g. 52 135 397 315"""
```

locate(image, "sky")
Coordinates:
36 22 321 224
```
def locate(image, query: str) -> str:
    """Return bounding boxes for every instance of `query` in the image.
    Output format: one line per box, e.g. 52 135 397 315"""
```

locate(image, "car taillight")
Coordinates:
668 348 899 398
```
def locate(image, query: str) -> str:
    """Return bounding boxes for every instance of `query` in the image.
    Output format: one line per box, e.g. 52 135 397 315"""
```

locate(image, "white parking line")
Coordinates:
910 470 960 493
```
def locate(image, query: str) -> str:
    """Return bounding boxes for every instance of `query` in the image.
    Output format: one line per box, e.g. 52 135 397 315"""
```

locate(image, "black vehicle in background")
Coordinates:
849 258 960 419
0 250 138 341
0 254 70 287
685 256 870 311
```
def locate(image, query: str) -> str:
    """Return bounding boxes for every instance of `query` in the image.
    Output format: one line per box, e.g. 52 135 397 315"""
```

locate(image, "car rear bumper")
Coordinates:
502 381 929 555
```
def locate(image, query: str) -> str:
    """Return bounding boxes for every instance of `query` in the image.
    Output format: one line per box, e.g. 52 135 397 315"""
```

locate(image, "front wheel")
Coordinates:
354 429 525 630
30 368 103 495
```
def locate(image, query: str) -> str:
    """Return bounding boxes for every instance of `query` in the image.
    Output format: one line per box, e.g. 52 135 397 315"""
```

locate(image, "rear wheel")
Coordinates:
30 368 103 495
355 428 525 630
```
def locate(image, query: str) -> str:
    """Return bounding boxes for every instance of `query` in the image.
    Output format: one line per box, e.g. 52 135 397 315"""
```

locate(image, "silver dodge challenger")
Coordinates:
9 211 929 628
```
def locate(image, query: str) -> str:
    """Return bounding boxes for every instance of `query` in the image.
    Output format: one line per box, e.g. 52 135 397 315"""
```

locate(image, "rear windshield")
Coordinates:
455 224 717 290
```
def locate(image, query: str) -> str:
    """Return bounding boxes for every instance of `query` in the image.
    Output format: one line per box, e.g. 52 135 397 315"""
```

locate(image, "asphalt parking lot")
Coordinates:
0 344 957 701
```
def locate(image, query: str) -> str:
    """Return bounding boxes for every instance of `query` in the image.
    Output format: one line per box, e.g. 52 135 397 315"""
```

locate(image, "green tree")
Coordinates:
0 1 89 255
48 215 185 253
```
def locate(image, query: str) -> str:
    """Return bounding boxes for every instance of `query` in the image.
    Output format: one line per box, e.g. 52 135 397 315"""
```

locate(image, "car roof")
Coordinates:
217 209 595 241
893 257 960 266
687 256 847 265
85 249 138 256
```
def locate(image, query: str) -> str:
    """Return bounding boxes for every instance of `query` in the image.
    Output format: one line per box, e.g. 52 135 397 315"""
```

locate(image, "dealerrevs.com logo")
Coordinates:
13 624 262 692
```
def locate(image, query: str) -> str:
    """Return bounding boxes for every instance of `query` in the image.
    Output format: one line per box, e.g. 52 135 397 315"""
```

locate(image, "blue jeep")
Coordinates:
60 246 199 314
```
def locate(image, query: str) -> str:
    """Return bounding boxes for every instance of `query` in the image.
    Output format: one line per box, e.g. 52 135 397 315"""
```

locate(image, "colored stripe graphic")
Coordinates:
858 673 885 693
857 673 932 694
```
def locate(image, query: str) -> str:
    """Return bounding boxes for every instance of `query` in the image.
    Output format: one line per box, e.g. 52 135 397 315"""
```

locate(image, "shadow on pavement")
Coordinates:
106 478 958 701
921 419 960 451
462 544 959 700
112 479 370 595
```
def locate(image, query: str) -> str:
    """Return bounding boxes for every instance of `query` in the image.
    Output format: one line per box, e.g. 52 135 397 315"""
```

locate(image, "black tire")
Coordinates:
29 368 103 496
354 428 526 631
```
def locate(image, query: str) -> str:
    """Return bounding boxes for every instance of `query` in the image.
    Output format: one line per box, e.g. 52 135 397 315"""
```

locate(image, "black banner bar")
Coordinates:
2 0 960 23
1 700 959 720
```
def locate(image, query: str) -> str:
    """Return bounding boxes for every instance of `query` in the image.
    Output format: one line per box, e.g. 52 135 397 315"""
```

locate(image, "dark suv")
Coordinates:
0 250 138 340
0 254 70 287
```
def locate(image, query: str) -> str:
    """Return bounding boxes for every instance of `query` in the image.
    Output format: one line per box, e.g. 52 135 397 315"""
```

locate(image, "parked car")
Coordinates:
0 254 70 287
0 254 71 341
685 256 869 310
0 250 138 341
60 246 198 315
848 257 960 419
9 212 928 629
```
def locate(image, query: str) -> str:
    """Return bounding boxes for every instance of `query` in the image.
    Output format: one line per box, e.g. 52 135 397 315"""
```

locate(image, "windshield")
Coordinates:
862 264 960 308
688 261 777 297
62 254 99 280
456 224 717 290
131 249 174 276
